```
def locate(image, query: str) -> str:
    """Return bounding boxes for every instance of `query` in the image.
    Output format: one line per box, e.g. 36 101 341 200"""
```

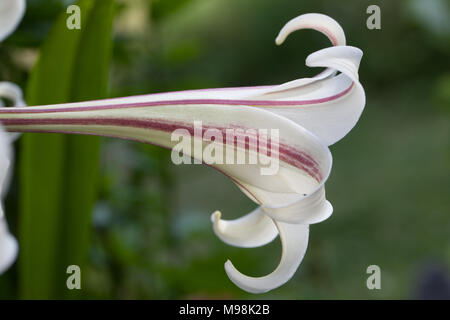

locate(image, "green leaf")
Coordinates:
19 0 116 299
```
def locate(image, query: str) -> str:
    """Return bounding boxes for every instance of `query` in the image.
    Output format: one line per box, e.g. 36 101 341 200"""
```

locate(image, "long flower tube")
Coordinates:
0 13 365 293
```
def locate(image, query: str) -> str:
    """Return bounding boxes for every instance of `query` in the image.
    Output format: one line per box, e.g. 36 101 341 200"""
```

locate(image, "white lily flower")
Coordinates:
0 0 26 275
0 13 365 292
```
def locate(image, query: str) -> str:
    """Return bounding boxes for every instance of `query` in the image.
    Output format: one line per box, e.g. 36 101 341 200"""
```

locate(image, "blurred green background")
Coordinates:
0 0 449 299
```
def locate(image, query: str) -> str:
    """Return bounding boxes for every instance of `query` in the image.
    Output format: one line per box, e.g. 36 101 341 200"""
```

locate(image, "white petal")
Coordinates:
225 221 309 293
0 125 12 199
262 186 333 224
211 208 278 248
306 46 362 82
275 13 346 46
0 82 26 107
0 127 16 275
271 13 346 89
0 0 26 42
253 45 365 146
0 216 18 274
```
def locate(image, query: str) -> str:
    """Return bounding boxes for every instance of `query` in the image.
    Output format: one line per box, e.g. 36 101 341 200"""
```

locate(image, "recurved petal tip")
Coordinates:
211 210 221 223
275 13 346 48
224 222 309 293
211 207 278 248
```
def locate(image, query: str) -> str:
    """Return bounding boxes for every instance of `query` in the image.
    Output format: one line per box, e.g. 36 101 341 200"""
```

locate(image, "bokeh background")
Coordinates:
0 0 449 299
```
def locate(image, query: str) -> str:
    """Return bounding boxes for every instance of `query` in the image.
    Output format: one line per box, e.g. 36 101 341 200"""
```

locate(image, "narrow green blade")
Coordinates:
19 0 115 299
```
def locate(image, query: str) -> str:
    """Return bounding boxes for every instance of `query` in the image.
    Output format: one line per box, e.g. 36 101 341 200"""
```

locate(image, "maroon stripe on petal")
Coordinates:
4 117 324 182
0 83 353 114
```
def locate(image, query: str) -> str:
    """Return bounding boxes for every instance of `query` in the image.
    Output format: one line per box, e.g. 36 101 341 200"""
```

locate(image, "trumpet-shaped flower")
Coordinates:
0 13 365 292
0 0 26 275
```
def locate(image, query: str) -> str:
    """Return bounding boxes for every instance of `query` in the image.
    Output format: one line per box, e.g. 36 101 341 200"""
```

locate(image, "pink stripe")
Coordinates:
0 83 353 114
4 117 323 181
4 124 273 205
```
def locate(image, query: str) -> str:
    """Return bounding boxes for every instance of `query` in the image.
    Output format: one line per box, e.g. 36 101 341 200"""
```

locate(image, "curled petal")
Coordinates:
274 12 345 82
0 0 26 42
256 46 365 146
224 221 309 293
0 82 26 107
275 13 346 47
211 208 278 248
262 186 333 224
307 46 362 83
